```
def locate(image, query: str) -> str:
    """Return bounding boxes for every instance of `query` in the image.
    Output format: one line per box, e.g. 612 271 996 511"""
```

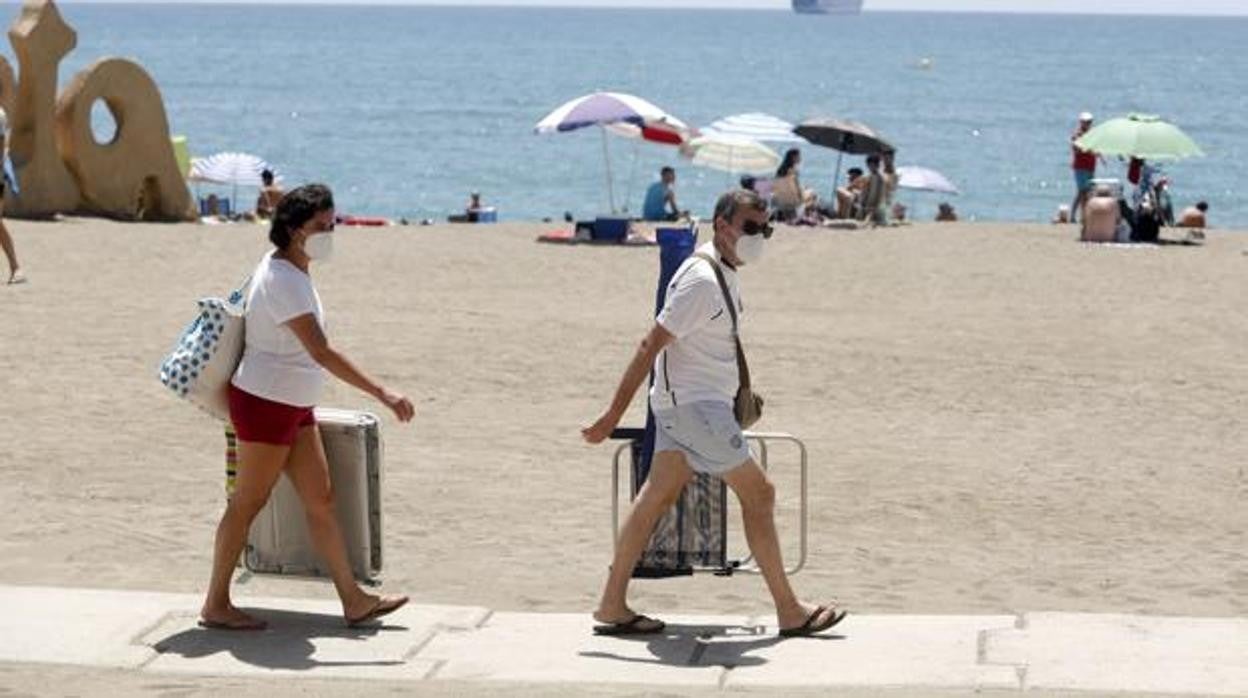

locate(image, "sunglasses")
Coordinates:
742 219 773 239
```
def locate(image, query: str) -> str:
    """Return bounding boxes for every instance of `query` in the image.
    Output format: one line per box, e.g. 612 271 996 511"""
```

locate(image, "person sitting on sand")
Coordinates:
1081 184 1120 243
447 191 488 223
935 202 958 222
0 106 24 285
1177 201 1209 228
891 202 908 223
255 169 284 220
1052 204 1071 224
835 167 866 219
642 167 682 222
583 189 847 639
202 184 414 631
858 153 896 224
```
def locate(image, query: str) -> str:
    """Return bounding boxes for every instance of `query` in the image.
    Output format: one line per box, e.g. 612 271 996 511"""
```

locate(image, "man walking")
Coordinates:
582 189 845 638
1070 112 1098 224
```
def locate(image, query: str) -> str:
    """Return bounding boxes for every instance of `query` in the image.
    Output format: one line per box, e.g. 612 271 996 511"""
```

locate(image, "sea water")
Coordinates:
12 5 1248 225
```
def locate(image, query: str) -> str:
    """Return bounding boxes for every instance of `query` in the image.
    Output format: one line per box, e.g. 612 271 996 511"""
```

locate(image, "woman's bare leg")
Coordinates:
202 439 290 628
284 424 403 621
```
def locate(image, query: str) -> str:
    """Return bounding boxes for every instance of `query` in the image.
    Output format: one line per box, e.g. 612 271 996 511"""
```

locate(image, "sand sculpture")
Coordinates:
2 0 192 221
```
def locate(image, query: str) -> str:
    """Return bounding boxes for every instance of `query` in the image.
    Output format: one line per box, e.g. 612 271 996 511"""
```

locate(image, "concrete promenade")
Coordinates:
0 584 1244 695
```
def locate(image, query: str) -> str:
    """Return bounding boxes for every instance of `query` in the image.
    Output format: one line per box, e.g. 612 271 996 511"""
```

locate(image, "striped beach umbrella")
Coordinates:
685 133 780 176
703 112 803 144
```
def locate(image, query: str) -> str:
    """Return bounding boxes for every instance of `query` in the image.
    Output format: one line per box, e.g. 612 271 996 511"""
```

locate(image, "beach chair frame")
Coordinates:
610 429 808 577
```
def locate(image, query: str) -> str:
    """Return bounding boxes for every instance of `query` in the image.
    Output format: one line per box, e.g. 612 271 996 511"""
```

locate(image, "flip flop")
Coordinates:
592 614 666 636
198 616 267 631
779 603 848 638
346 595 409 627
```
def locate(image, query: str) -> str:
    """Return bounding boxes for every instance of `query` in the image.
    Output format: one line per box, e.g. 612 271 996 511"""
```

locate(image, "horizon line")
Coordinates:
48 1 1248 16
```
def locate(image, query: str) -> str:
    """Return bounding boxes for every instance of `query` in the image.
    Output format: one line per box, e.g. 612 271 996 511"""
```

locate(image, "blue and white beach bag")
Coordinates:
159 279 249 421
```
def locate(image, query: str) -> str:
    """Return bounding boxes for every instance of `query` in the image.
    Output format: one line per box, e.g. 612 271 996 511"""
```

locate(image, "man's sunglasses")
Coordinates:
742 220 773 239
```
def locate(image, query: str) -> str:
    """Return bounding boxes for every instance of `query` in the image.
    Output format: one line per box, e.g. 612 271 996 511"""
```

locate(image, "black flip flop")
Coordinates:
779 604 847 638
592 614 666 636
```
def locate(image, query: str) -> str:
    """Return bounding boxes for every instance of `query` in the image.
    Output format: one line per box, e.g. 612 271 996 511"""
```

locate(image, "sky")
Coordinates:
46 0 1248 13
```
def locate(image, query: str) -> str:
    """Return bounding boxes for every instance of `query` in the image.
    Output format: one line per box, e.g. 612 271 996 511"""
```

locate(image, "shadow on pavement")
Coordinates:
148 607 407 672
578 622 846 669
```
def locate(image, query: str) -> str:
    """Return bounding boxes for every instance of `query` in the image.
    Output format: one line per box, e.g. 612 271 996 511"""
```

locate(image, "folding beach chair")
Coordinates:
609 428 808 578
605 223 808 579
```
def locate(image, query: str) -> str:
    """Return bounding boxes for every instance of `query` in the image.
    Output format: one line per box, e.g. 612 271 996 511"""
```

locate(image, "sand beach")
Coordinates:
0 217 1243 624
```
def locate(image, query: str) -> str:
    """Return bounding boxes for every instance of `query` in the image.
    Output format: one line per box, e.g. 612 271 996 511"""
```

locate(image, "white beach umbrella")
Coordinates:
896 166 960 194
684 133 780 176
535 91 681 213
190 152 279 210
704 112 804 144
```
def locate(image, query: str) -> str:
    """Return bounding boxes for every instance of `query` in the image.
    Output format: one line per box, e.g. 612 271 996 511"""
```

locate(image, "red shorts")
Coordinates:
228 383 316 446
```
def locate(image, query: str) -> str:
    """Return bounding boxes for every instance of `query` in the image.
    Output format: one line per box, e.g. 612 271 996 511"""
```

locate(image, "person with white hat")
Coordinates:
1069 111 1098 225
0 106 25 285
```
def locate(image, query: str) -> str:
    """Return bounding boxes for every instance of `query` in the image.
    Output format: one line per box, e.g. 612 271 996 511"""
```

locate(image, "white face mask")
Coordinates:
304 231 334 261
735 233 766 265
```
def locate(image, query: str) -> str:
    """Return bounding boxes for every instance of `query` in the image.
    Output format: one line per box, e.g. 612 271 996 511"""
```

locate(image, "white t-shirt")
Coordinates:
649 241 742 410
231 251 326 407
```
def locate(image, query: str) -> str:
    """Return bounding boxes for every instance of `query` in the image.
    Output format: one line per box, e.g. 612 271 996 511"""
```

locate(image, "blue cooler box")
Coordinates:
593 217 630 242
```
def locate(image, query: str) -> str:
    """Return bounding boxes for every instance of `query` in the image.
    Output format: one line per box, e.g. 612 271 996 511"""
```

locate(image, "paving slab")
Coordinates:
711 614 1020 690
416 612 733 686
0 585 185 668
140 596 489 680
983 612 1248 696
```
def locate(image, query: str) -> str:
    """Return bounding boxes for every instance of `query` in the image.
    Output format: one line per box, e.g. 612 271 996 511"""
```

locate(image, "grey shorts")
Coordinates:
652 401 753 475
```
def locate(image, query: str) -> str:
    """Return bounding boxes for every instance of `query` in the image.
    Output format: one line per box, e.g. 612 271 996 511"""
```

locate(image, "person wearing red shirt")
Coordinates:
1070 112 1098 224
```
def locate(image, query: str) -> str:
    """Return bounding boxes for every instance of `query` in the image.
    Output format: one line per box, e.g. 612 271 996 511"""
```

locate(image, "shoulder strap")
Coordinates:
692 252 750 392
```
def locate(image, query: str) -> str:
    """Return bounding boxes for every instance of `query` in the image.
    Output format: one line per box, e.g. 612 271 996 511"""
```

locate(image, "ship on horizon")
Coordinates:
792 0 864 14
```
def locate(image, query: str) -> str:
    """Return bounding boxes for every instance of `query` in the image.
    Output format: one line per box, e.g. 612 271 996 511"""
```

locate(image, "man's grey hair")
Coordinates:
714 189 767 224
1093 184 1114 198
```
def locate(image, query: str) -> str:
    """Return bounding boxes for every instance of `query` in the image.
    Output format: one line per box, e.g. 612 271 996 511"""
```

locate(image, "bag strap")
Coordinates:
228 275 252 307
692 252 750 392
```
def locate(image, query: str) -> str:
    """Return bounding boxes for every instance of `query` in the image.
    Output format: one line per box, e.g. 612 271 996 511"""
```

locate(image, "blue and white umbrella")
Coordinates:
703 112 803 144
535 91 681 213
189 152 279 210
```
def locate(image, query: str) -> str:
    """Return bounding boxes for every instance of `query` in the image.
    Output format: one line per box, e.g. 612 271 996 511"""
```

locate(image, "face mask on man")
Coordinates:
734 219 772 265
304 230 334 261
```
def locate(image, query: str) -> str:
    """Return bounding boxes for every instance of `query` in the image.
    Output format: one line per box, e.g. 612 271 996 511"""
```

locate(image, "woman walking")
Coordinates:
202 183 414 630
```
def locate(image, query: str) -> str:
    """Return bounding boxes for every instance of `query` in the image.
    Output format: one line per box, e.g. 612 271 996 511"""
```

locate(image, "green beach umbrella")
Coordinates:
1075 113 1204 161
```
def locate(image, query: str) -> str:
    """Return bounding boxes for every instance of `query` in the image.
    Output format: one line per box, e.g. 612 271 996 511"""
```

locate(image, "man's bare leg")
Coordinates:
594 450 693 624
722 459 839 631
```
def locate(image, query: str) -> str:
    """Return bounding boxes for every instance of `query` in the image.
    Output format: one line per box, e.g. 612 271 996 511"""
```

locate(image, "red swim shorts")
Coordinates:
228 383 316 446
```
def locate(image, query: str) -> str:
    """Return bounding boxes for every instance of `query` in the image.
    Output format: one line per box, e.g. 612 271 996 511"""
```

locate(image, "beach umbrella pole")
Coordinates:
600 126 617 214
623 140 640 215
832 150 844 197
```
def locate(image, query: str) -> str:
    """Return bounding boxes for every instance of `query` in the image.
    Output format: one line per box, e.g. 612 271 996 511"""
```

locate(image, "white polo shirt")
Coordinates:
231 251 326 407
649 242 742 410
